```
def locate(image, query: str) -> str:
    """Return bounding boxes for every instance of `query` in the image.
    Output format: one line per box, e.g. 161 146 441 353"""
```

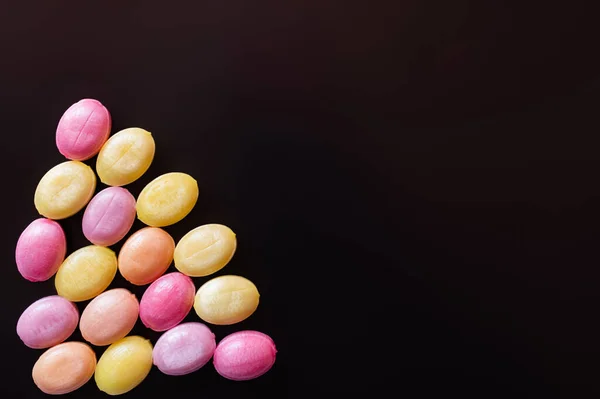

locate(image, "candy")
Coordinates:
96 127 155 186
15 218 66 282
118 227 174 285
139 272 195 331
82 187 136 246
32 342 96 395
194 275 260 325
213 331 277 381
136 172 199 227
152 322 216 376
95 336 153 396
55 245 117 302
55 98 111 161
16 295 78 349
79 288 139 346
34 161 96 220
174 224 237 277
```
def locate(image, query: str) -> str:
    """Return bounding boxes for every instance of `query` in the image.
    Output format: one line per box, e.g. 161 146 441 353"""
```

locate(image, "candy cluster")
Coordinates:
15 99 277 395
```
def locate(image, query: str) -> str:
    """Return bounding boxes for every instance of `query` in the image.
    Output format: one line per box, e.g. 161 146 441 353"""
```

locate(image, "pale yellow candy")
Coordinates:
55 246 117 302
174 224 237 277
136 172 199 227
34 161 96 220
95 336 153 396
194 275 260 325
96 127 155 186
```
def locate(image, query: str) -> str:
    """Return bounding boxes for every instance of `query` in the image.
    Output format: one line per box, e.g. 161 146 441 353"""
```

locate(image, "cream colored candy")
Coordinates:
34 161 96 219
174 224 237 277
95 336 153 396
96 127 155 186
55 245 117 302
32 342 96 395
136 172 199 227
194 275 260 325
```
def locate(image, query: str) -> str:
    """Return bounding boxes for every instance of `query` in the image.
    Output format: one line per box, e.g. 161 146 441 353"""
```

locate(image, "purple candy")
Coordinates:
82 187 136 246
15 218 66 282
213 331 277 381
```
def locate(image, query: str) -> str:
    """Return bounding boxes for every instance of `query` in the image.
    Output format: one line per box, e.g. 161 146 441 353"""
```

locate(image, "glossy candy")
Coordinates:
56 98 111 161
32 342 96 395
96 127 155 186
139 272 195 331
213 331 277 381
194 275 260 325
95 336 153 395
34 161 96 220
152 322 216 376
118 227 175 285
17 295 78 349
55 245 117 302
79 288 139 346
136 172 199 227
174 224 237 277
82 187 136 246
15 218 66 282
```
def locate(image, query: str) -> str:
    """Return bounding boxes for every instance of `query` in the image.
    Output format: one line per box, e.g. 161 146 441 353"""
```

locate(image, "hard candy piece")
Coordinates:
193 275 259 325
118 227 174 285
82 187 136 246
213 331 277 381
15 218 66 282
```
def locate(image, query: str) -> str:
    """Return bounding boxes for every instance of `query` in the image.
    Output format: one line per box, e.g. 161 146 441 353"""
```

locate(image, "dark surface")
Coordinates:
1 1 599 398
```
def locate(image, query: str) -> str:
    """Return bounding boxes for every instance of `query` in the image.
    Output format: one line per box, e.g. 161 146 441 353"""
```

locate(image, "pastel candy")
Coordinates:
153 322 216 376
15 218 66 282
139 272 195 331
194 275 260 325
32 342 96 395
82 187 136 246
118 227 175 285
136 172 199 227
96 127 155 186
34 161 96 220
56 98 111 161
95 336 153 396
79 288 139 346
16 295 78 349
213 331 277 381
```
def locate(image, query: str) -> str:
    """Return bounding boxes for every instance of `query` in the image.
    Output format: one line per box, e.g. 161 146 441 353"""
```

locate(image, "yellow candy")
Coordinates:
136 172 199 227
174 224 237 277
34 161 96 219
194 275 260 325
96 127 155 186
55 246 117 302
95 336 153 396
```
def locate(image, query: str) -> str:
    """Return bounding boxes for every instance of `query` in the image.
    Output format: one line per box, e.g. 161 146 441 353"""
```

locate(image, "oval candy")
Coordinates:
34 161 96 220
80 288 139 346
55 245 117 302
139 272 195 332
213 331 277 381
153 322 216 376
136 172 199 227
17 295 78 349
15 218 66 282
194 275 260 325
118 227 175 285
96 127 155 186
56 98 111 161
95 336 153 396
174 224 237 277
32 342 96 395
82 186 136 246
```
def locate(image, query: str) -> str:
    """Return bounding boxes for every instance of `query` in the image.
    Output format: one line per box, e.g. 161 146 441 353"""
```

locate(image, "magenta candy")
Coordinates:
82 187 136 246
55 98 111 161
213 331 277 381
15 218 66 282
16 296 79 349
139 272 195 332
153 322 216 376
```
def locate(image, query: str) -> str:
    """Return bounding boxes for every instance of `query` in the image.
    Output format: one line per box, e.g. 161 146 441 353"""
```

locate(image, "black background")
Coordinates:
1 1 599 398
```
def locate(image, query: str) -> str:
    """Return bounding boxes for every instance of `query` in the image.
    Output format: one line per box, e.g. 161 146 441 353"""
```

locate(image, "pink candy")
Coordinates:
213 331 277 381
139 272 195 332
55 98 111 161
15 218 66 282
82 187 136 246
